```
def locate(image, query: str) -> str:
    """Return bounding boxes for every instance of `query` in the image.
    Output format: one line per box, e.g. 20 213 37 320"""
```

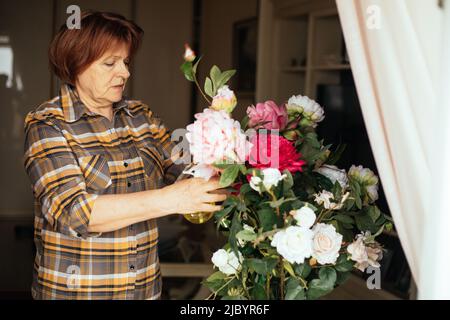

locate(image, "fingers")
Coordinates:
199 203 223 212
203 177 222 190
202 193 228 203
212 188 232 195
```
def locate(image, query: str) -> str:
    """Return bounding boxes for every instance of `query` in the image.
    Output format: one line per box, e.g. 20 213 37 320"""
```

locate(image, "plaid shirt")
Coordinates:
23 84 185 300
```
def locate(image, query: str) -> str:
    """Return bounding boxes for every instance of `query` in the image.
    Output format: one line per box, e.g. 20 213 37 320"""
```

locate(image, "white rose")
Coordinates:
262 168 286 190
287 95 325 126
347 233 383 271
271 226 313 264
211 249 243 275
225 251 243 275
314 165 349 189
249 176 263 192
312 223 343 265
292 206 316 228
314 190 345 210
211 249 229 268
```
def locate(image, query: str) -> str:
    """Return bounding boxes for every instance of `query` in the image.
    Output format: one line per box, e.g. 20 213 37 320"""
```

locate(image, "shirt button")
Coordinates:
130 265 135 271
129 225 134 231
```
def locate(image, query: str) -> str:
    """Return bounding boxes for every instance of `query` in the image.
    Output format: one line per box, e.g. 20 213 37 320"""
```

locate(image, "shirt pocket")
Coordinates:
137 146 165 188
78 154 112 192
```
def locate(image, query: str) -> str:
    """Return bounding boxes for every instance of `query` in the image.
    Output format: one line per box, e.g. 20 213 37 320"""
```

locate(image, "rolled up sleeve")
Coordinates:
24 119 100 239
146 111 188 185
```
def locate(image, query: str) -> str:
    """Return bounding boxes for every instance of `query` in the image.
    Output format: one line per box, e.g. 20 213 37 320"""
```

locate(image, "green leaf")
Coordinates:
180 61 194 81
355 213 376 233
332 181 342 200
306 279 334 300
304 132 321 149
368 206 381 223
355 195 362 209
283 260 296 278
220 165 241 187
251 282 267 300
336 271 351 285
306 267 337 299
285 278 306 300
240 115 249 129
236 229 257 242
282 170 294 190
202 271 227 292
335 255 354 272
247 258 278 275
192 56 202 73
229 213 242 255
333 214 355 225
217 70 236 89
295 263 311 279
206 271 227 283
325 144 347 166
238 183 252 195
257 208 277 232
319 267 337 288
204 77 214 98
210 65 222 94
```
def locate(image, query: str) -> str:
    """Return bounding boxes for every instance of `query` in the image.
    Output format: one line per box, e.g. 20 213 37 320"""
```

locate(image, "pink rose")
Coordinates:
246 101 288 130
185 108 252 166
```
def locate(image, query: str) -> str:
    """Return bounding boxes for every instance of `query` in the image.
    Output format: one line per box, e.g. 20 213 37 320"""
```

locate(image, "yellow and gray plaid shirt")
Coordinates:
23 84 184 300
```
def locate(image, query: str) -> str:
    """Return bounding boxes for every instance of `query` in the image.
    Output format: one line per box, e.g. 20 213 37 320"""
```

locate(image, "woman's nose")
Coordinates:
117 61 131 79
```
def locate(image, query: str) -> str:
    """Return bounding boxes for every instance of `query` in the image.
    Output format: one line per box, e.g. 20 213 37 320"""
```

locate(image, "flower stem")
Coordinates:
205 276 235 300
193 74 212 105
279 258 285 300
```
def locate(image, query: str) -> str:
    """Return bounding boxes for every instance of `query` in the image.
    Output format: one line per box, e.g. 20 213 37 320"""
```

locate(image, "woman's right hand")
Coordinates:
161 177 227 214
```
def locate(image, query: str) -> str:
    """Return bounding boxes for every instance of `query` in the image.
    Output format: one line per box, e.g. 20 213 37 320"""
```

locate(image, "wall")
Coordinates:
0 0 54 217
196 0 259 121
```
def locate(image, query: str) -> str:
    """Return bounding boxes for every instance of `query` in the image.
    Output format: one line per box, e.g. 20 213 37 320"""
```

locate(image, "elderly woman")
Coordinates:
23 11 225 300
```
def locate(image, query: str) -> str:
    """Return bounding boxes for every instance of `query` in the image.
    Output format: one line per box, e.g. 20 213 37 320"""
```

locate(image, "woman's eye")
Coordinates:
104 62 114 67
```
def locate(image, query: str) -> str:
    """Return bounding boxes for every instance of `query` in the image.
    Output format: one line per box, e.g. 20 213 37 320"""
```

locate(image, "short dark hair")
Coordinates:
49 11 144 85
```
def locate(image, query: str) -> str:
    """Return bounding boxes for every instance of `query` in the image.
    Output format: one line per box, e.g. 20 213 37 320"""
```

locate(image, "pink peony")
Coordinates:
248 133 306 173
246 101 288 130
185 108 252 166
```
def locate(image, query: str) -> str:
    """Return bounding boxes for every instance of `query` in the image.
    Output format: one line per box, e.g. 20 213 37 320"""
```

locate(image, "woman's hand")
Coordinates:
161 177 228 214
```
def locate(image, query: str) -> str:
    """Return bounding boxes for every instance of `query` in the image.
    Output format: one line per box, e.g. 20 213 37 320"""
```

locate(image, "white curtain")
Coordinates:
336 0 449 299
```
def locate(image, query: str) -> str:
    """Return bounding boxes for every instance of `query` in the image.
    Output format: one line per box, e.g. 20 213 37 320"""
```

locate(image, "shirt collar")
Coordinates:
60 83 134 123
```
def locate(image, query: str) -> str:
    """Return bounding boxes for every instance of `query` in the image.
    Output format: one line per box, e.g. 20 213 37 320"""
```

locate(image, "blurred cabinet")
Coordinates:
257 0 349 103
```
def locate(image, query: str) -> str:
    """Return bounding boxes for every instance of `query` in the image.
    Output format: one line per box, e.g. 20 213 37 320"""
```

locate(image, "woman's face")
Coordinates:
76 43 131 106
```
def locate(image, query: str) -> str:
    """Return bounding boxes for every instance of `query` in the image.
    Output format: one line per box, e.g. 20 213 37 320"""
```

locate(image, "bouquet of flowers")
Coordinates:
179 44 394 300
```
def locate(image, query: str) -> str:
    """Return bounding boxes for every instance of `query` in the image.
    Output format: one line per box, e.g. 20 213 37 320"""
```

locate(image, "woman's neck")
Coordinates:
74 86 113 121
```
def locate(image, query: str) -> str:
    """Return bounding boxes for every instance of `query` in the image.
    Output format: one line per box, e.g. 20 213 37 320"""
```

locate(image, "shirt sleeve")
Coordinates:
145 110 188 186
23 117 101 239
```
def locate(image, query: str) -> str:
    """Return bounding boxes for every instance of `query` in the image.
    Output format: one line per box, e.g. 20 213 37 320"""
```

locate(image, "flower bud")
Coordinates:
183 43 196 62
211 85 237 113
